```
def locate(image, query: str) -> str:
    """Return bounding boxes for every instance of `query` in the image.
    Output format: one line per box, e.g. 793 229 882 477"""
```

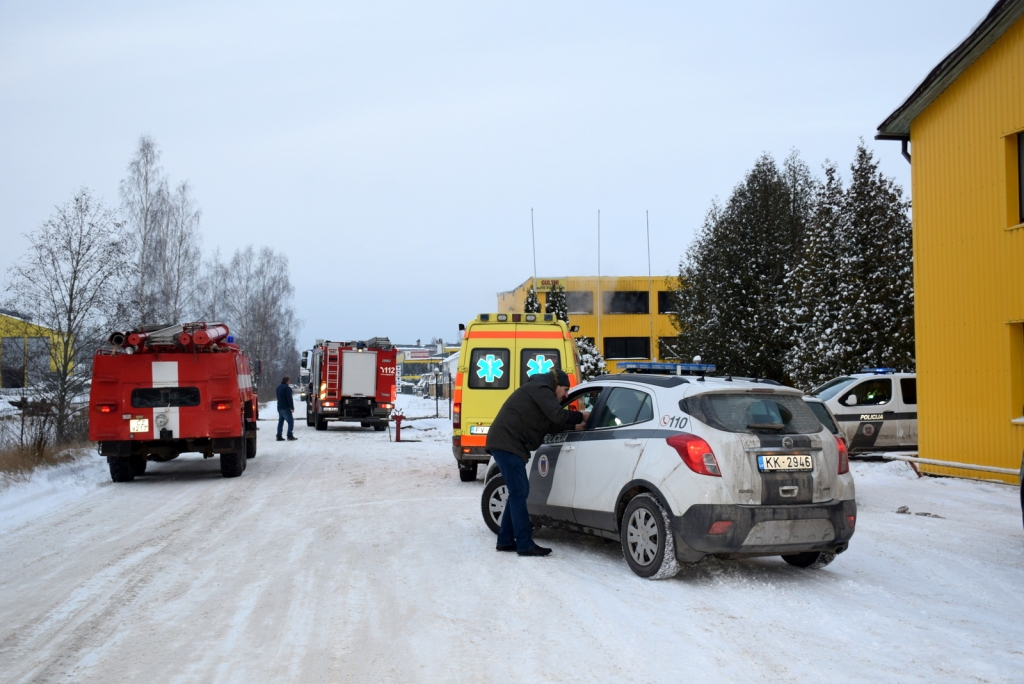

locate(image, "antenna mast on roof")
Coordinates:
646 210 653 361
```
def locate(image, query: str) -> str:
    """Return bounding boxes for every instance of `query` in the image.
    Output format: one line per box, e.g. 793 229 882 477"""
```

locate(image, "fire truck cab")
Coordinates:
88 323 258 482
302 337 397 431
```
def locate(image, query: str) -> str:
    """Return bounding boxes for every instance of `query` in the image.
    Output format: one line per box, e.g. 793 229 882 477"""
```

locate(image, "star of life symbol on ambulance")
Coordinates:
538 453 549 477
476 354 504 383
526 354 554 377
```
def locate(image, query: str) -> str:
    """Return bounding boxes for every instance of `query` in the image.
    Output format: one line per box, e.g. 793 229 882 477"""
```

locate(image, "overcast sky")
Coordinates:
0 0 993 346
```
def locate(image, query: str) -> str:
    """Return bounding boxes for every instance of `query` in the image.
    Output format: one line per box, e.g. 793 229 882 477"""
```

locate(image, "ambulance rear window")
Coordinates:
131 387 201 408
520 349 561 386
468 349 510 390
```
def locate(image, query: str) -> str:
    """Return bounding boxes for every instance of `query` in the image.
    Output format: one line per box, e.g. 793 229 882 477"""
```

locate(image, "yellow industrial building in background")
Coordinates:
877 0 1024 482
497 276 680 373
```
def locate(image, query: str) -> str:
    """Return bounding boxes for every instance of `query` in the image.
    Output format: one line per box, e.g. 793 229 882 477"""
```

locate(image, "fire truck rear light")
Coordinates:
323 401 336 407
212 401 231 411
96 404 116 413
707 521 733 535
380 403 393 410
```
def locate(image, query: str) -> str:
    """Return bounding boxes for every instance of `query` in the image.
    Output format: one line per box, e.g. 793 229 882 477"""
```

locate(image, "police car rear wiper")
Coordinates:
747 422 784 431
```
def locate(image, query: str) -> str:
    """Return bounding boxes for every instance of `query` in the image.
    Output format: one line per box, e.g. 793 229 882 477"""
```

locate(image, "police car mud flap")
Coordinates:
675 499 856 558
526 432 581 523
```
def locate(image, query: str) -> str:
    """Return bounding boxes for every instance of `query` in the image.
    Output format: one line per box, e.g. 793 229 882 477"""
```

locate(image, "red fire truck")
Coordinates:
302 337 397 431
89 322 259 482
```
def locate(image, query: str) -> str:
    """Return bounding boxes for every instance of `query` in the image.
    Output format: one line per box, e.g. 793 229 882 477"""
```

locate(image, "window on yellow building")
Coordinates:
657 291 677 314
603 291 649 314
566 291 594 314
604 337 650 359
658 337 682 360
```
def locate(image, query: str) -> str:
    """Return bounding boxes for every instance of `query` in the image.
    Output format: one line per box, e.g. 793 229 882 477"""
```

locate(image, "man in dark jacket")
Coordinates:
276 377 297 442
486 368 588 556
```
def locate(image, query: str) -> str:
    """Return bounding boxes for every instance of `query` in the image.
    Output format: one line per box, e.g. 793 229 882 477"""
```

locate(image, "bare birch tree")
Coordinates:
159 180 202 322
4 189 133 446
120 135 168 325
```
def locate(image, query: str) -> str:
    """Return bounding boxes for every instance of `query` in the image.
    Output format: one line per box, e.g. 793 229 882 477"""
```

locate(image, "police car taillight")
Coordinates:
666 434 721 477
836 436 849 474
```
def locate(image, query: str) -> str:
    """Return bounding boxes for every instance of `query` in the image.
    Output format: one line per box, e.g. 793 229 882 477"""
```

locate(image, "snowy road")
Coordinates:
1 395 1023 683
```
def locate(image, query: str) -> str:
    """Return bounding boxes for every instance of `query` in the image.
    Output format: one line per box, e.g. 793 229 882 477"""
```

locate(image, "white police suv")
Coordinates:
811 369 917 454
481 363 856 579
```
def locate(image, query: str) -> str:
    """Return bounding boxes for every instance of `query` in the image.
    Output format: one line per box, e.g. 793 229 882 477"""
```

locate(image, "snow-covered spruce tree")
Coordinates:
545 285 569 322
833 143 915 373
574 336 606 380
524 287 541 313
670 153 814 383
784 162 848 388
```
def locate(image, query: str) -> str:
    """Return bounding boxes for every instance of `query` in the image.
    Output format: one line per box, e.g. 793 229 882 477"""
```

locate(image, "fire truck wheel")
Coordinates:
373 423 387 432
306 413 314 427
130 454 148 476
459 462 478 482
221 440 247 478
315 414 327 431
246 437 257 459
108 457 135 483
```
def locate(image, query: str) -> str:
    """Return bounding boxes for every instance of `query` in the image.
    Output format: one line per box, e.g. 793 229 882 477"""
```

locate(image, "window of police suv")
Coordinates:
681 393 822 435
596 388 653 428
812 376 855 401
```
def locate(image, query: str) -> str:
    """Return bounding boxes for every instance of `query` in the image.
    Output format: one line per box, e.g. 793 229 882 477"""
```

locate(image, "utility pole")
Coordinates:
597 210 601 355
647 210 654 361
531 208 537 286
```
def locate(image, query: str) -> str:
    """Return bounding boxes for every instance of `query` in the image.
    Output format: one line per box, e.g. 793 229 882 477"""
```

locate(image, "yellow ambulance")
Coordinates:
452 313 580 481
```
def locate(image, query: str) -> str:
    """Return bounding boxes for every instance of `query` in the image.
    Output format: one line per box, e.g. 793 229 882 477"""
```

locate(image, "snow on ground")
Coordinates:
1 394 1022 683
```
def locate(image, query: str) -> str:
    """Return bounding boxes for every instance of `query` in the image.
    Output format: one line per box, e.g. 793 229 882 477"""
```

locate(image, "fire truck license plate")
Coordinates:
130 418 150 433
757 454 812 472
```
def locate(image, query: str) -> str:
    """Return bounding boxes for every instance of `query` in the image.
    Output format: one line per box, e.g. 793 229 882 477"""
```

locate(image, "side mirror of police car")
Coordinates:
843 394 857 406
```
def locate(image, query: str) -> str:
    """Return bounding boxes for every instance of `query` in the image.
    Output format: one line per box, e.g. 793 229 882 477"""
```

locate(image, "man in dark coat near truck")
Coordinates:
486 368 588 556
276 377 297 442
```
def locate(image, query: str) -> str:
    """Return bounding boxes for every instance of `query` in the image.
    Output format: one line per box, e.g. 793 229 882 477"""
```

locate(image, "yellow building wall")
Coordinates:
496 276 679 373
909 15 1024 482
0 314 62 386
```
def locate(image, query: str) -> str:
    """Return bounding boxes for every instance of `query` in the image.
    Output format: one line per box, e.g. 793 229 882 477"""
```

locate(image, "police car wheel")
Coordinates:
130 454 147 476
459 463 478 482
108 456 135 483
481 475 507 535
620 494 680 580
781 551 836 569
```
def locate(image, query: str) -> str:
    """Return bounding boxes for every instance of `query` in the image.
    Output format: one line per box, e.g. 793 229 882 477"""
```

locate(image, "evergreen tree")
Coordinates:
670 153 814 383
574 336 606 380
833 143 915 373
785 162 848 387
545 285 569 322
524 287 541 313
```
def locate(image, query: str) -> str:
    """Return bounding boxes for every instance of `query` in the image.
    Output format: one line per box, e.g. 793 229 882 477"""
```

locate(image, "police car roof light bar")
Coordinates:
860 367 898 375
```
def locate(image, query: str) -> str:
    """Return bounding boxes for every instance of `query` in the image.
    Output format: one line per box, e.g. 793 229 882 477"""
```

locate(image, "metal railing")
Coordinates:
877 452 1021 478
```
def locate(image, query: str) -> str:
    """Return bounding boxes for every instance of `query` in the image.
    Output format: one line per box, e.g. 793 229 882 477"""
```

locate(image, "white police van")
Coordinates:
481 363 856 579
811 369 917 454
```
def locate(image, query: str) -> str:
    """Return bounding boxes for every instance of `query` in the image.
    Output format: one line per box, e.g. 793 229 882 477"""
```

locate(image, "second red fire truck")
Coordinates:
302 337 397 431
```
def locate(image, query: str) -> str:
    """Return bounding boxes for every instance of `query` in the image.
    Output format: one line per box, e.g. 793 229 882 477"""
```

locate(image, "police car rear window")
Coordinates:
681 393 822 435
131 387 201 408
805 401 839 435
468 348 510 390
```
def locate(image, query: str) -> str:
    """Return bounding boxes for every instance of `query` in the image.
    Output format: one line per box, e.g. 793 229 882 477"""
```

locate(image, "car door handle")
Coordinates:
561 445 575 451
624 439 642 447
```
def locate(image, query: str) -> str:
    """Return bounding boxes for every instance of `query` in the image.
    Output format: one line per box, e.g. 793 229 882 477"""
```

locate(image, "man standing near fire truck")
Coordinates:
277 376 297 441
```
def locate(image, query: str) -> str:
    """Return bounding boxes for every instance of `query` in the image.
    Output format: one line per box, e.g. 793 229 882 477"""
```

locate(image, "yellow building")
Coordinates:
496 276 679 373
877 0 1024 482
0 311 59 389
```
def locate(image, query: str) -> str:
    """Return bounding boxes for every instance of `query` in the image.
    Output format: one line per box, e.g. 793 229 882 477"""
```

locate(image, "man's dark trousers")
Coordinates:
277 410 294 439
492 449 536 552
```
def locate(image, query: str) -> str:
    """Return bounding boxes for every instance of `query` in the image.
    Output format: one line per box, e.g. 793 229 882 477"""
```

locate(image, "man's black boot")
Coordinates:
287 435 297 441
276 435 285 441
517 545 552 557
496 543 517 552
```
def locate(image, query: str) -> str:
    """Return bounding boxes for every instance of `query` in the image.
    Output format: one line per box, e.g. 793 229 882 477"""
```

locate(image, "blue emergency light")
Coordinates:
618 362 716 375
860 367 897 374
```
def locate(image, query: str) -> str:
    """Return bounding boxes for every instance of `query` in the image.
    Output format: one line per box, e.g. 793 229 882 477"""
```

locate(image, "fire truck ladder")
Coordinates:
325 343 341 398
